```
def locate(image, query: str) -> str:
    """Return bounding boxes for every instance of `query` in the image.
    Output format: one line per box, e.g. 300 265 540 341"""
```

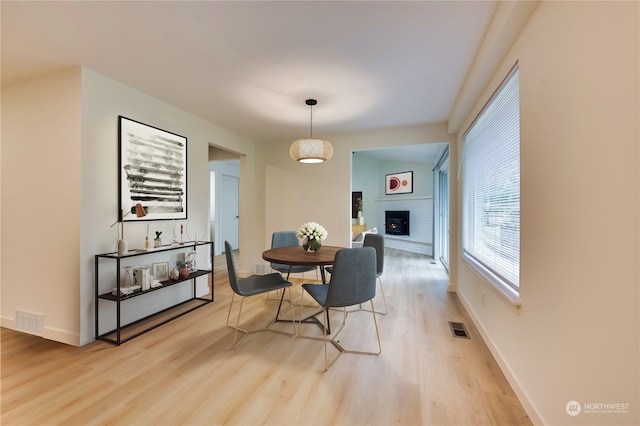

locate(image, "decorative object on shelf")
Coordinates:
111 203 147 256
296 221 328 252
152 262 169 281
175 260 190 278
118 116 188 221
179 264 190 279
169 267 180 281
180 224 184 245
122 266 133 288
134 268 151 291
385 171 413 195
290 99 333 163
111 285 141 296
171 219 179 246
181 251 197 273
95 241 214 345
143 224 152 250
154 231 162 248
186 215 206 244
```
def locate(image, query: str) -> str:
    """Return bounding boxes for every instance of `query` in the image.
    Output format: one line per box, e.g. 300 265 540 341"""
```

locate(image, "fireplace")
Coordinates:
385 210 410 236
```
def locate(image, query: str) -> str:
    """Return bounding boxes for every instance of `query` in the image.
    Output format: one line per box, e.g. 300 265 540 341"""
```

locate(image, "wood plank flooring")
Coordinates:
1 248 531 425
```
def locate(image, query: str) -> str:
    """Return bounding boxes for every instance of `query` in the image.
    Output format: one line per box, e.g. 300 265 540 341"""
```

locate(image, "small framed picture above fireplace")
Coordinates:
385 171 413 195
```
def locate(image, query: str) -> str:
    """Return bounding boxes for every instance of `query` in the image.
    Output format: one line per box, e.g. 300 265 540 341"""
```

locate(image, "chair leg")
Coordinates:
370 299 382 354
227 288 296 349
354 278 388 315
233 296 247 349
332 299 382 357
323 308 328 371
376 278 388 315
226 293 236 327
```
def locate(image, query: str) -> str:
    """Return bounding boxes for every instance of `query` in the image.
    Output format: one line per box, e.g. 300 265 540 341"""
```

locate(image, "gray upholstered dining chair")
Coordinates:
326 233 387 315
270 231 319 281
301 246 382 371
360 233 387 315
225 241 296 349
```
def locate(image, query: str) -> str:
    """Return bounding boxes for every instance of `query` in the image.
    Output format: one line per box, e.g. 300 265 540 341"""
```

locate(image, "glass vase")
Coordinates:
303 238 322 252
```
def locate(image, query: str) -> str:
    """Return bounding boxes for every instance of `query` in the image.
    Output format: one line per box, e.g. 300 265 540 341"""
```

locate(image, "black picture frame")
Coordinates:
385 171 413 195
118 116 187 222
352 191 363 219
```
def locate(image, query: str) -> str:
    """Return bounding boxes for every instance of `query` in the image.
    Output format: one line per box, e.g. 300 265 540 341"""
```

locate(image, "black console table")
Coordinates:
95 241 214 345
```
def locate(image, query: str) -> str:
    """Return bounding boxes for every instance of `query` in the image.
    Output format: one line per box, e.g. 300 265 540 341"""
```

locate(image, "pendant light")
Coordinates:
290 99 333 163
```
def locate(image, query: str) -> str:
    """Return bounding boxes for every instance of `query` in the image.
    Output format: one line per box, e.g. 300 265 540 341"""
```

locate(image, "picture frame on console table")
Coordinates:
119 116 188 222
152 262 170 281
385 171 413 195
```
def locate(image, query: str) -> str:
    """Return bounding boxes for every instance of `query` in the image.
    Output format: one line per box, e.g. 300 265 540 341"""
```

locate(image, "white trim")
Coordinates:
457 290 544 425
1 317 80 346
461 253 521 314
375 195 433 202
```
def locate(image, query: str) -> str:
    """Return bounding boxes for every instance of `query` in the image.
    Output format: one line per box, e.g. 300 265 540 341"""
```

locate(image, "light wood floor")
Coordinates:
1 249 531 425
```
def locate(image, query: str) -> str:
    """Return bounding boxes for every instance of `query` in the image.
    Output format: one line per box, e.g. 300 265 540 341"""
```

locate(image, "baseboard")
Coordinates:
456 290 545 426
1 316 80 346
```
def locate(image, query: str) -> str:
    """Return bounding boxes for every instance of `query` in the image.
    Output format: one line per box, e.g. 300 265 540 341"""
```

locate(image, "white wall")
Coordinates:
456 2 639 425
1 68 82 344
351 153 379 229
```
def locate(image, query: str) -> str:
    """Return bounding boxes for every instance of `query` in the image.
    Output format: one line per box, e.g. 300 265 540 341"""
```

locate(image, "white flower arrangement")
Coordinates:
296 221 328 242
296 222 328 252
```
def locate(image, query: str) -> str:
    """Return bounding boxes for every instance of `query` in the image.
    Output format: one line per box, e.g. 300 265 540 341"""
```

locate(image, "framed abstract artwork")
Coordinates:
385 171 413 195
119 116 187 221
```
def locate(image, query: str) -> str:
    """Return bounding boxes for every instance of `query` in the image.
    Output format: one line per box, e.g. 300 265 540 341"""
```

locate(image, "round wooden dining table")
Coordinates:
261 245 345 284
262 245 346 333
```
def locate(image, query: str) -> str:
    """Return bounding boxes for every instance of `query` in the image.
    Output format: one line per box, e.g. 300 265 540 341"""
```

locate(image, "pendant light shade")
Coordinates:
290 99 333 163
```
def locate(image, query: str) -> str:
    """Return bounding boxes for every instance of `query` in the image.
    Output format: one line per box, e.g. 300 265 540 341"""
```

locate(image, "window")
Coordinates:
462 64 520 300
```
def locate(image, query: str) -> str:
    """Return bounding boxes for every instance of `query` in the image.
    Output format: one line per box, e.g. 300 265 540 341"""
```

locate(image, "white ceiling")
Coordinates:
1 1 497 145
356 143 446 165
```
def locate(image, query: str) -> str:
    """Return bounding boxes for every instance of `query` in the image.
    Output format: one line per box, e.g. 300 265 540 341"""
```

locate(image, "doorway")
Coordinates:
209 147 240 255
351 143 449 257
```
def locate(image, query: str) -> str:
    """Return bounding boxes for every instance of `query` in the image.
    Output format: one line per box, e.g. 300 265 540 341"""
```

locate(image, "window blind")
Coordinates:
462 65 520 290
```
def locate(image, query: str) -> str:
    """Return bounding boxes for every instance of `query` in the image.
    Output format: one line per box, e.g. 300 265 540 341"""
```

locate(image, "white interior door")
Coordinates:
220 174 239 251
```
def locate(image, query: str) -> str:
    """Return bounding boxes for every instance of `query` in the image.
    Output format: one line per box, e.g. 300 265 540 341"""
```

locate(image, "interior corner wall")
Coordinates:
455 2 639 425
1 68 83 345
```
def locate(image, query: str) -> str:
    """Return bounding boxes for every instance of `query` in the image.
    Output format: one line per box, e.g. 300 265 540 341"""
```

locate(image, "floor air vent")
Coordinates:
448 321 470 339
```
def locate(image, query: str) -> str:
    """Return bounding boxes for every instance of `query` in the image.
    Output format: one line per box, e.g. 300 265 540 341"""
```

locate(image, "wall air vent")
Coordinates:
15 310 44 336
